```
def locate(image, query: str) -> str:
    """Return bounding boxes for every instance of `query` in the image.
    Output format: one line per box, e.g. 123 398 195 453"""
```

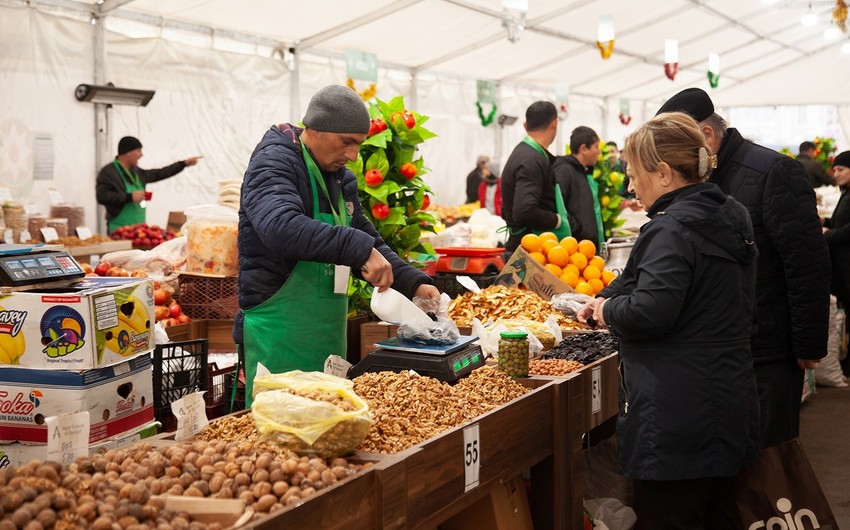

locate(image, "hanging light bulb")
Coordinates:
664 39 679 81
824 26 841 39
802 2 818 26
501 0 528 43
597 15 615 59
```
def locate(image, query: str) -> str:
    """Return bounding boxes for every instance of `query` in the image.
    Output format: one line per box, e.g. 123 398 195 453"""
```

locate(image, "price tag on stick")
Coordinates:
591 365 602 414
172 392 209 441
46 411 91 466
463 423 480 492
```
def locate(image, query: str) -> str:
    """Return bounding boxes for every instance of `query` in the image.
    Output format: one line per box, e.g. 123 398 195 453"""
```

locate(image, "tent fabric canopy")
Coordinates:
73 0 850 106
1 0 848 234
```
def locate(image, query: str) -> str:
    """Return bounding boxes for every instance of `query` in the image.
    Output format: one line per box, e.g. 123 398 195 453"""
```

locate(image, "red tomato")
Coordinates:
421 194 431 210
391 110 416 129
364 169 384 187
375 118 388 131
371 203 390 220
400 162 417 180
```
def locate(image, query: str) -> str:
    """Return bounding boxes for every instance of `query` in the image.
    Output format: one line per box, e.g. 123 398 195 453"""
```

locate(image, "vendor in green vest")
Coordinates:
236 85 440 403
95 136 200 233
553 126 605 249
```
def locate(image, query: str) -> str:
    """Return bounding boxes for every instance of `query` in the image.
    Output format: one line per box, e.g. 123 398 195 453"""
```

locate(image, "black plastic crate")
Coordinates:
433 273 499 300
205 362 246 420
152 339 209 431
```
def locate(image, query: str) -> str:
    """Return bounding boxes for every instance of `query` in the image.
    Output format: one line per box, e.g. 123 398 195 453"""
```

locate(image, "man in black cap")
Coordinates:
236 84 438 401
95 136 200 233
657 88 830 448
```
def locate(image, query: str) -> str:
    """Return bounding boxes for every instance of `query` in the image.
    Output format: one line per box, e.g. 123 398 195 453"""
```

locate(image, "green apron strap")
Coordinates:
301 141 347 227
522 136 547 157
553 183 571 239
586 173 605 245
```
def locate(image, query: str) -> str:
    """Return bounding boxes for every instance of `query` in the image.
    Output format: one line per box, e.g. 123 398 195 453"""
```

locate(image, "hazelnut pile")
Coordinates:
0 439 366 529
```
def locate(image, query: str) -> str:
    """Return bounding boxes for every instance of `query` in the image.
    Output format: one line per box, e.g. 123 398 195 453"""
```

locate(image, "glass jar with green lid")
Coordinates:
498 330 529 377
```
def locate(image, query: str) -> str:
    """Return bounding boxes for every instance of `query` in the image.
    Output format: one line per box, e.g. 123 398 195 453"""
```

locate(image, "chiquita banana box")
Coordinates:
0 277 154 369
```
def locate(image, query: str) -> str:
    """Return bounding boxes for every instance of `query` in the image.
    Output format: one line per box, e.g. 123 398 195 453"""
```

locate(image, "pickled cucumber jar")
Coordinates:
498 331 529 377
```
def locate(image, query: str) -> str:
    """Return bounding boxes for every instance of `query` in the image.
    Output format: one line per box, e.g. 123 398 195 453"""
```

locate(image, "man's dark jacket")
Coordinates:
465 167 483 204
553 155 600 247
824 186 850 305
797 154 835 188
500 141 559 252
711 128 830 364
601 183 760 480
234 124 433 343
95 160 186 225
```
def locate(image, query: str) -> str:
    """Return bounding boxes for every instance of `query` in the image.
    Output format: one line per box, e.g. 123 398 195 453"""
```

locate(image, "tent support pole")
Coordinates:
601 97 610 144
93 13 110 235
494 82 503 163
410 71 419 111
290 49 300 125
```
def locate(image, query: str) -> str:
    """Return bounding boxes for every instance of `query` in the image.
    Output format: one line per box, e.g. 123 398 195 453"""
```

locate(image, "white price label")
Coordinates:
0 187 12 202
463 423 480 492
40 227 59 242
76 227 93 240
23 203 40 216
47 188 64 205
19 231 31 244
46 411 90 466
591 365 602 414
323 355 352 378
2 229 11 244
172 392 209 441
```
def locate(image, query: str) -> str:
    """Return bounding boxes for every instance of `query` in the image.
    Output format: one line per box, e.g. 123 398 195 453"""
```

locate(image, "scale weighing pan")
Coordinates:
348 335 486 383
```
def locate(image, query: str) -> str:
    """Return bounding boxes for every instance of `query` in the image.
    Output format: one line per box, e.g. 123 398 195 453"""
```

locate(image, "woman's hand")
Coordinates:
577 297 608 328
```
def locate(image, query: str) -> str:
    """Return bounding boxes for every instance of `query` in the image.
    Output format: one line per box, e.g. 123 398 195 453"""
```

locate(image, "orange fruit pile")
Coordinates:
520 233 617 295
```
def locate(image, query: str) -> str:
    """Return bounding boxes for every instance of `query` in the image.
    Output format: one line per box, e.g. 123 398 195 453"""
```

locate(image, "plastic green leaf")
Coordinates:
365 151 390 177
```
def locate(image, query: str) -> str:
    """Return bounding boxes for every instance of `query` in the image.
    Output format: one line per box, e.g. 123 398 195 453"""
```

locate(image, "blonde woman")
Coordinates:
578 112 760 529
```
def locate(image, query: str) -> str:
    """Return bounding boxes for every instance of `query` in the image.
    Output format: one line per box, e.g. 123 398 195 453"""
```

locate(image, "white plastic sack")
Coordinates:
814 296 847 387
584 498 636 530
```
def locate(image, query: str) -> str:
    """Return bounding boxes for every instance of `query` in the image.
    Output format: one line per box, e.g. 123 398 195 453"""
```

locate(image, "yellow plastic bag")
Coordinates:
251 371 372 457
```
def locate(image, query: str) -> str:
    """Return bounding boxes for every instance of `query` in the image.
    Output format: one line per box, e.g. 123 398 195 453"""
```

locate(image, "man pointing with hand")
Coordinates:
236 85 439 401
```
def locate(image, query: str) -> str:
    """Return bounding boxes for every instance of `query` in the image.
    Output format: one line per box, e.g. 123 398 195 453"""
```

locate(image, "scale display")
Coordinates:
0 249 85 287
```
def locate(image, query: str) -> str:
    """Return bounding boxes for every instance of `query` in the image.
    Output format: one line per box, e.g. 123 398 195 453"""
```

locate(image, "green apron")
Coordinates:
510 137 571 239
108 160 145 233
241 142 350 405
585 173 605 246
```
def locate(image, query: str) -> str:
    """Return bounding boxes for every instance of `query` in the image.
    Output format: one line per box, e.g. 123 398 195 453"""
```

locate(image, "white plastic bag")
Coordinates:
814 296 847 387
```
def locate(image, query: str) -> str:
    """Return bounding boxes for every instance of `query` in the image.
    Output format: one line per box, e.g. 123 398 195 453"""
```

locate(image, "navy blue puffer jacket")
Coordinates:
601 183 760 480
234 124 433 343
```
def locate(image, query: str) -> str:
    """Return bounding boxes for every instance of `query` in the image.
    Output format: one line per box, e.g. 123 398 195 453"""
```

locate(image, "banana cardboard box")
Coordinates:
0 420 159 469
0 353 154 444
0 277 154 370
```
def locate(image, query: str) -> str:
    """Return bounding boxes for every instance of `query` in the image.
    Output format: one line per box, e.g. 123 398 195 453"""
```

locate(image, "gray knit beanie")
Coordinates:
303 85 370 134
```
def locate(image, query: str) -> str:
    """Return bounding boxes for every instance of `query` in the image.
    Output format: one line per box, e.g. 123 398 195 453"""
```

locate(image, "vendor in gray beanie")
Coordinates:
235 84 439 400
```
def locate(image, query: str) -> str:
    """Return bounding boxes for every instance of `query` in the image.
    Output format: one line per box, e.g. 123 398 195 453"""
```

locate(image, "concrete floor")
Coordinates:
799 385 850 529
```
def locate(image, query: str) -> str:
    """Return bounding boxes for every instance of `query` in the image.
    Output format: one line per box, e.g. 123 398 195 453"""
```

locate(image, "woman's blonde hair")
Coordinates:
624 112 716 183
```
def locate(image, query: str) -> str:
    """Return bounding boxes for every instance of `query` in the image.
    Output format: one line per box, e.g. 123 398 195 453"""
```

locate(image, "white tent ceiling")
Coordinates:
70 0 850 106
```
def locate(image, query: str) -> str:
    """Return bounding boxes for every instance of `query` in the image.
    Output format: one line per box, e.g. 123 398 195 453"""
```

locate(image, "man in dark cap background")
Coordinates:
96 136 200 232
797 140 835 188
236 84 439 401
656 88 830 449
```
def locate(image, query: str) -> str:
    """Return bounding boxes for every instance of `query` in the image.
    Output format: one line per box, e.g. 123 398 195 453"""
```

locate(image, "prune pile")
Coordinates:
542 332 619 364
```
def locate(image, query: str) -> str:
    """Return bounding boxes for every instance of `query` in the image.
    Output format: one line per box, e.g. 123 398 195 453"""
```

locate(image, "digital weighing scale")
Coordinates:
434 247 504 275
0 244 86 289
348 335 486 383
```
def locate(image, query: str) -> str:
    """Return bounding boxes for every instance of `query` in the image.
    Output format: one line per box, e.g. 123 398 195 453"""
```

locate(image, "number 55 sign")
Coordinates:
463 423 480 492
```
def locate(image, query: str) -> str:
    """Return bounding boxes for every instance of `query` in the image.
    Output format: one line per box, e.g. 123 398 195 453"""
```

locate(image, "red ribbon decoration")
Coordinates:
664 63 679 81
619 113 632 126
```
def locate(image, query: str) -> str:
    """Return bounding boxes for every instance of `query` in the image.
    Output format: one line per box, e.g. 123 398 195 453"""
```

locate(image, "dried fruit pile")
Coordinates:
0 439 366 529
528 359 584 376
353 367 529 453
542 332 619 364
448 285 583 329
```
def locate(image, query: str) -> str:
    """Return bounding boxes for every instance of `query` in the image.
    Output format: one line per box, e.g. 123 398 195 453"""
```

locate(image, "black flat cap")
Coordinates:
656 88 714 122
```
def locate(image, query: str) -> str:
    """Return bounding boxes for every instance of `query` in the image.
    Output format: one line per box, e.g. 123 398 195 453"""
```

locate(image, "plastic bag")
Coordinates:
472 318 544 359
814 296 847 387
397 293 460 345
182 204 238 276
251 371 372 457
551 292 595 318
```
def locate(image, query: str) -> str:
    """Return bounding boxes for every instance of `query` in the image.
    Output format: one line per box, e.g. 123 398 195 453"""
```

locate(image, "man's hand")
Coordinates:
414 284 440 300
797 358 821 370
185 157 201 166
577 297 607 328
361 248 393 292
131 190 146 203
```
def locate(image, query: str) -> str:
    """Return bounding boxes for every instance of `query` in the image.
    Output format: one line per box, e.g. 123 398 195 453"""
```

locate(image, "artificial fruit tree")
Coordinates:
346 96 439 313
